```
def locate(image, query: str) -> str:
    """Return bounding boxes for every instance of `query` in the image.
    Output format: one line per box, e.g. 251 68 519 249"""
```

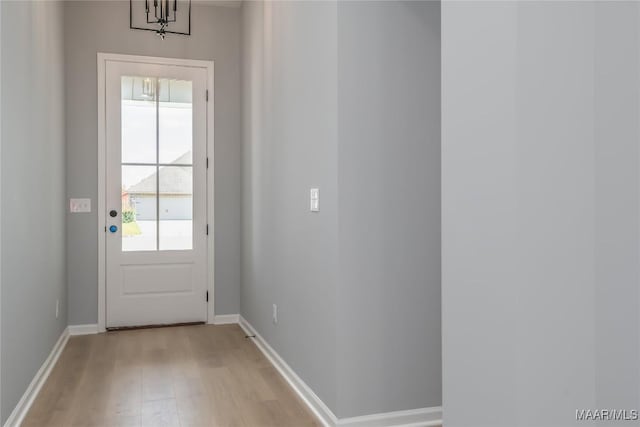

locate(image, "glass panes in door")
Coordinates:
120 76 194 252
159 166 193 250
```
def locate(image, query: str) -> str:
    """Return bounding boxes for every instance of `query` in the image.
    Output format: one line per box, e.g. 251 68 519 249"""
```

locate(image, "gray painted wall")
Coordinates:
64 1 242 324
241 0 340 411
336 0 441 417
241 0 441 418
593 2 640 413
1 1 67 422
443 2 640 425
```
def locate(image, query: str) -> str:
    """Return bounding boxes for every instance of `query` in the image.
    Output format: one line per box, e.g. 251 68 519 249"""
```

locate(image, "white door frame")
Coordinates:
97 53 215 333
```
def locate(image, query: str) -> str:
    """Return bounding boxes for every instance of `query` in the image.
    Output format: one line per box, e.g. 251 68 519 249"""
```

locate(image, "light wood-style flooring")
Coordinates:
23 324 319 427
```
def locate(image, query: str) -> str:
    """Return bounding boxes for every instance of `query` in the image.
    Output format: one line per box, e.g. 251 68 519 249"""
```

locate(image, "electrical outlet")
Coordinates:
272 304 278 324
56 299 59 319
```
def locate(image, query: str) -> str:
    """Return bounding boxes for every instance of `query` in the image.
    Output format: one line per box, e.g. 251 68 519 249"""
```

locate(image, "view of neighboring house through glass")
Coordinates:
120 76 194 252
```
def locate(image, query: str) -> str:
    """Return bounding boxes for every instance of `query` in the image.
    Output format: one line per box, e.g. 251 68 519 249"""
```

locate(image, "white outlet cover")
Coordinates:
70 198 91 213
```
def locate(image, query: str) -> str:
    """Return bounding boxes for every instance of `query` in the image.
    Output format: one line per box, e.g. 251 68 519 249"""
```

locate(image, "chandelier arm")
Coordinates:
130 0 191 38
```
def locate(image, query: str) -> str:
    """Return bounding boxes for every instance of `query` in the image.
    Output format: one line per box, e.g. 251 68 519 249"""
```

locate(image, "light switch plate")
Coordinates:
70 198 91 213
310 188 319 212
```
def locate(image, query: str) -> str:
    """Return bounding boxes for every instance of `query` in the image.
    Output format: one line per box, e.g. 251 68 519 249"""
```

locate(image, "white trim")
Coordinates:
97 54 106 333
238 316 338 427
68 324 99 336
336 408 442 427
213 314 239 325
97 53 215 331
97 53 213 70
206 61 216 325
238 316 441 427
2 328 69 427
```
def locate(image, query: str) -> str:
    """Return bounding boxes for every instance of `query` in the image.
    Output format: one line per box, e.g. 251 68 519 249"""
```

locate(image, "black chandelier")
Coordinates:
130 0 191 40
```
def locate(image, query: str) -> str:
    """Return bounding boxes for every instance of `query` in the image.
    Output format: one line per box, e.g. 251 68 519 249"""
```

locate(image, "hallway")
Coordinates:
5 0 639 425
22 325 318 427
0 1 441 425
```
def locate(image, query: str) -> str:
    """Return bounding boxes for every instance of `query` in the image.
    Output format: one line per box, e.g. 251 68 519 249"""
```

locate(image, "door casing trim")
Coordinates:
97 52 215 332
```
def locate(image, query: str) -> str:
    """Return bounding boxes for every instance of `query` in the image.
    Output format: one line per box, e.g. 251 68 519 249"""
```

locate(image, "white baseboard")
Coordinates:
68 324 99 336
213 314 239 325
238 316 338 426
3 327 69 427
238 316 442 427
337 407 442 427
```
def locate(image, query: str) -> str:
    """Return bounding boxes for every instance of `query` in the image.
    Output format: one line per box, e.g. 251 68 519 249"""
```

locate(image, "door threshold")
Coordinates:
106 321 205 332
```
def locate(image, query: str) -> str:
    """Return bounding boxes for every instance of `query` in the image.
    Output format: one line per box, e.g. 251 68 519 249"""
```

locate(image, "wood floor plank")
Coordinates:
23 324 319 427
22 336 93 427
141 399 180 427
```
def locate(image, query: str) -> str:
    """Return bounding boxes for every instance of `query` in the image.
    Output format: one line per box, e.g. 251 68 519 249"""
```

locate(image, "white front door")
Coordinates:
105 59 208 328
